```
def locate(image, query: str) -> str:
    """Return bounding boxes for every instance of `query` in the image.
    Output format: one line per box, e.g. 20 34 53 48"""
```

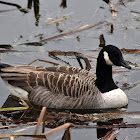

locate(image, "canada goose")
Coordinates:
0 45 131 109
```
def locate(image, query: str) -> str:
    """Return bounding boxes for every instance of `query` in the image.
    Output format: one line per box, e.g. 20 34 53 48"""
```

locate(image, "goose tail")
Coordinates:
0 63 11 72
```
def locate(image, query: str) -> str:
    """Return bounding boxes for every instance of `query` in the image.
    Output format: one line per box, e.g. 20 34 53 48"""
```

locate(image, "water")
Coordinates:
0 0 140 139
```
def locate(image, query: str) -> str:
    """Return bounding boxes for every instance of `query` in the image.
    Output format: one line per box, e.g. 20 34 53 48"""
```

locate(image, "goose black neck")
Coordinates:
95 54 118 93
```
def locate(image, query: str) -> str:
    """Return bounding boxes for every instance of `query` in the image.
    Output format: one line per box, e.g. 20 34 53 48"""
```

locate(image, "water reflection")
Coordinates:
96 119 123 139
60 0 67 8
28 0 40 26
0 1 28 13
0 0 40 26
102 0 110 4
1 96 24 120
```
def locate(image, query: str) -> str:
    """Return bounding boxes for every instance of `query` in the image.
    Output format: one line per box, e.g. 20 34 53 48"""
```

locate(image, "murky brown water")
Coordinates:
0 0 140 139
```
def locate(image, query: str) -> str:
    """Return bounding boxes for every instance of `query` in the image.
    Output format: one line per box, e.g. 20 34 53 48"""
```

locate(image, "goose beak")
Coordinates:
120 59 131 69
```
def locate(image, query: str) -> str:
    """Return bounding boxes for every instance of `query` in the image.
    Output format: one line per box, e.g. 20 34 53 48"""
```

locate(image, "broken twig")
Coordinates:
34 107 47 135
47 16 69 25
49 51 91 70
28 59 59 66
43 123 74 138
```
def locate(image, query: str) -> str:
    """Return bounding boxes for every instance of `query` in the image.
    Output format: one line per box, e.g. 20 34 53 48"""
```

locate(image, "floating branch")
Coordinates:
73 123 140 129
0 1 28 13
0 106 28 112
33 107 73 140
0 50 42 53
20 42 43 46
49 51 91 70
43 123 73 138
114 0 122 18
28 59 59 66
1 123 140 139
109 0 122 18
0 134 45 139
0 121 38 130
109 0 115 17
62 128 71 140
112 68 129 74
34 107 46 136
131 10 140 14
0 50 15 53
0 1 22 9
0 44 12 49
47 16 69 25
95 111 140 116
120 48 140 53
41 21 106 44
21 21 106 46
0 124 73 139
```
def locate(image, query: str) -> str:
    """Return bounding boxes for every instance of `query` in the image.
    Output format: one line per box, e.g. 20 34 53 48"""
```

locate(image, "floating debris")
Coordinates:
49 51 91 70
121 48 140 53
21 21 106 45
28 59 59 66
47 16 69 25
110 23 114 33
99 34 106 48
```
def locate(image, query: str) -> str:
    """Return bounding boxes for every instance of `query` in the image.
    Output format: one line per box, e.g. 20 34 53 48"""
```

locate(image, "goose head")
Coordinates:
96 45 131 93
99 45 131 69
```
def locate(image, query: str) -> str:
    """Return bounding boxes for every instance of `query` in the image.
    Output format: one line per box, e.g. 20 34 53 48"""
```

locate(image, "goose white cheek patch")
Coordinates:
103 51 114 66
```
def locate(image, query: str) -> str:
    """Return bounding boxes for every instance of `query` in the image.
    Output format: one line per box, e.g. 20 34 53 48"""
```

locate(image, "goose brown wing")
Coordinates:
0 65 89 75
0 65 96 98
27 71 95 98
0 65 101 109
